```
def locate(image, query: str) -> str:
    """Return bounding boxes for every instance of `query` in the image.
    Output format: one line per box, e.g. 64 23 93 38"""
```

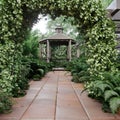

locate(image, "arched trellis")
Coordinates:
0 0 117 94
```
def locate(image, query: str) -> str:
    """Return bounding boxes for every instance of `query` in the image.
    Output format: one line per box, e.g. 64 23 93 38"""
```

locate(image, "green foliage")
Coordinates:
116 54 120 70
27 61 47 80
22 30 51 80
0 41 14 94
66 55 89 83
0 90 13 113
86 19 117 78
104 90 119 101
110 97 120 114
85 72 120 113
32 74 41 81
23 30 41 59
10 45 30 97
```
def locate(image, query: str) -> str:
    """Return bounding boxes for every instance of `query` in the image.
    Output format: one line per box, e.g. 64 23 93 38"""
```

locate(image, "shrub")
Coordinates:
33 74 41 81
0 90 13 113
66 56 89 83
84 72 120 113
27 60 51 80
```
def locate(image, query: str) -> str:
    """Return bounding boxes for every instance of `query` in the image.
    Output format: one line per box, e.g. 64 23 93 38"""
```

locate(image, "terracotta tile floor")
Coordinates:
0 71 120 120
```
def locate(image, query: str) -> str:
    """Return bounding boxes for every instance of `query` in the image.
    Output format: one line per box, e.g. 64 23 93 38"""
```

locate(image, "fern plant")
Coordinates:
104 90 119 102
85 72 120 113
110 97 120 114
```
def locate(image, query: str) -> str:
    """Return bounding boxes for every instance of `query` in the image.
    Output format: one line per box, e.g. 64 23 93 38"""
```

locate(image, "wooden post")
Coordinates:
49 43 51 60
68 40 72 61
39 43 42 59
77 47 80 58
47 40 50 63
67 44 69 60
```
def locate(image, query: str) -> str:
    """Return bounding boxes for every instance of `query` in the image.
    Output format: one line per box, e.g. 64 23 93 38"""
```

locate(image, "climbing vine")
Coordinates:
0 0 119 113
86 18 117 77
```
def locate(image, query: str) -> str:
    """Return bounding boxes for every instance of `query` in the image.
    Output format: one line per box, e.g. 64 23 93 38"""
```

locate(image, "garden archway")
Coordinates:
1 0 117 94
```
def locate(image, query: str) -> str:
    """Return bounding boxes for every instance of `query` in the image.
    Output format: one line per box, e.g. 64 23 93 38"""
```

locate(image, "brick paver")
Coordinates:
0 71 120 120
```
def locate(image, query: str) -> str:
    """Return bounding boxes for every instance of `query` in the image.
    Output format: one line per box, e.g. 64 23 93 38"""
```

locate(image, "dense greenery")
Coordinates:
22 30 52 80
66 55 89 83
0 0 119 114
84 72 120 113
0 90 13 113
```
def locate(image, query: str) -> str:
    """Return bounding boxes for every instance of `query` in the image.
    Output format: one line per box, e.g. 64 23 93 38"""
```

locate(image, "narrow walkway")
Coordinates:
0 71 120 120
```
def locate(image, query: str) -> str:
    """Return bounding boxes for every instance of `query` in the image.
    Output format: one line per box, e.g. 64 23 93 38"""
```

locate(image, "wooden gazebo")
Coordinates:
39 27 77 62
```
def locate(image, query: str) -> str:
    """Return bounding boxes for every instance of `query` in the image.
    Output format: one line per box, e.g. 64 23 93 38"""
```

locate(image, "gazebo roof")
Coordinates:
39 27 76 44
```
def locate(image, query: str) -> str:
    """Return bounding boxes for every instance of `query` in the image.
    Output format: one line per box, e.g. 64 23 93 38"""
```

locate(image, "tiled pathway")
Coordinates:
0 71 120 120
